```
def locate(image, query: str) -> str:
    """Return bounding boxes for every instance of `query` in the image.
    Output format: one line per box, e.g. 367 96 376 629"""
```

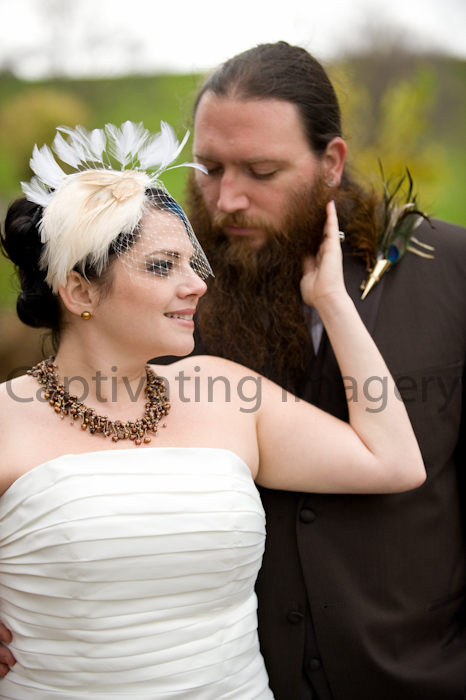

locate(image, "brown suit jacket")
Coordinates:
256 218 466 699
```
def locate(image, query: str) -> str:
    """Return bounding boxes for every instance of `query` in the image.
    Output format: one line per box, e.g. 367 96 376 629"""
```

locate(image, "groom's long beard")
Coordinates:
186 172 378 392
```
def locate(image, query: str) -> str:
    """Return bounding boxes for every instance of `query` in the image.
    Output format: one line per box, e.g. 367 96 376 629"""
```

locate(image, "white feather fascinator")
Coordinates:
21 121 209 292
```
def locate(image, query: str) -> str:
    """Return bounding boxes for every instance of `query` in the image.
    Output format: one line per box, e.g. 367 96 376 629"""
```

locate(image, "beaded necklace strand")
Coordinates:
28 357 170 446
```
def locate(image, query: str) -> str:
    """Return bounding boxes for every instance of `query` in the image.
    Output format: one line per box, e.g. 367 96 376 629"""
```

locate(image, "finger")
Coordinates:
0 624 16 671
0 625 12 644
0 646 16 667
324 200 340 241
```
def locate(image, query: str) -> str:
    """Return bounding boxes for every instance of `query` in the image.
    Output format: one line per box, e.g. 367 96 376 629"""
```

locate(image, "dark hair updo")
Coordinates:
1 197 62 336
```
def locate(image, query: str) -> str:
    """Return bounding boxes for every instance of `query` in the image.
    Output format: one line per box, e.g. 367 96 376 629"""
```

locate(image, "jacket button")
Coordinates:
287 611 304 625
299 508 316 523
308 658 322 671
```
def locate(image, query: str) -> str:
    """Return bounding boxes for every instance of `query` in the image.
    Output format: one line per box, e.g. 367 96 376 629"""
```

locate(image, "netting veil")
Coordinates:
21 121 213 292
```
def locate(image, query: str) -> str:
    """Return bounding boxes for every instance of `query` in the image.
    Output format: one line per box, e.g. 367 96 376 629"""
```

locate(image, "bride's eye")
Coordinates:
146 259 174 276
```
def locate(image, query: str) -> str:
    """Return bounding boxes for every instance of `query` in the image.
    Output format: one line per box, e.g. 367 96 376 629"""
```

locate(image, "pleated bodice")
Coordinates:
0 448 272 699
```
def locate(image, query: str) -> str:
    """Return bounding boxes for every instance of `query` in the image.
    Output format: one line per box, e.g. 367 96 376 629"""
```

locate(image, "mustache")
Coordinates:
212 212 274 232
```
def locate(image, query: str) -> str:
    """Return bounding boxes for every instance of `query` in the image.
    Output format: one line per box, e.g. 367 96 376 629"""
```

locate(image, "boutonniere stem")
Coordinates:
361 259 391 300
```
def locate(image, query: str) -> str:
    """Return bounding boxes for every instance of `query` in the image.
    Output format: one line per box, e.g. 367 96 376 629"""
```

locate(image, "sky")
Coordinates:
0 0 465 80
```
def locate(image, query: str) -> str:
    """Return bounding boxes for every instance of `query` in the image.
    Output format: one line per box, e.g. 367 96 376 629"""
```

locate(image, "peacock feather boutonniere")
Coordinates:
360 168 434 300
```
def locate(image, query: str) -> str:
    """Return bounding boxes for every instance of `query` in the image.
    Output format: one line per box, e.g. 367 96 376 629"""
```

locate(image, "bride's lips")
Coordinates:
164 308 196 328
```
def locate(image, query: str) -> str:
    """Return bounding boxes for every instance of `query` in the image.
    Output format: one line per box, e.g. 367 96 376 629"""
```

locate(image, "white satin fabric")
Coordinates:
0 448 273 699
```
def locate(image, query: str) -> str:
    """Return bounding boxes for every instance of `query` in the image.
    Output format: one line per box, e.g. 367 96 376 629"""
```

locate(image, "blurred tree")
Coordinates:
327 19 457 216
333 60 447 211
0 87 89 318
0 87 89 191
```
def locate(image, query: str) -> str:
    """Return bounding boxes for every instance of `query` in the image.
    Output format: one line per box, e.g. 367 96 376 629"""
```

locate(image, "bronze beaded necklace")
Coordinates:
28 357 170 446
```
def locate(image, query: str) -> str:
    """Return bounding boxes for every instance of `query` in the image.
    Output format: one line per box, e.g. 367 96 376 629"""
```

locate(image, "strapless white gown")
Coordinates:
0 448 273 699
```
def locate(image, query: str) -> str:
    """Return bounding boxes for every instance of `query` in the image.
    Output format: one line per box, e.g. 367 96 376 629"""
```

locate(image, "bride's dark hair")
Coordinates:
2 198 62 339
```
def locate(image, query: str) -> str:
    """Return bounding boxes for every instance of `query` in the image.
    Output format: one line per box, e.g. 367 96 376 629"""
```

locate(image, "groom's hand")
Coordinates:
0 623 15 677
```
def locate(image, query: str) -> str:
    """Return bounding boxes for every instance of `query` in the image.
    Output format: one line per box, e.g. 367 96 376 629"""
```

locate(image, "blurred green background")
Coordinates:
1 49 465 378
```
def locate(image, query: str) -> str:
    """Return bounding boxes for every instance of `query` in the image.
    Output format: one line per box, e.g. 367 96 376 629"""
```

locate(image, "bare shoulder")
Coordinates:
0 374 47 492
0 375 46 445
0 374 39 416
150 356 263 383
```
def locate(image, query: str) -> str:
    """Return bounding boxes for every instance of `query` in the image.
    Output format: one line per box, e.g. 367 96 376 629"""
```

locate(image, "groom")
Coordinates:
185 42 466 700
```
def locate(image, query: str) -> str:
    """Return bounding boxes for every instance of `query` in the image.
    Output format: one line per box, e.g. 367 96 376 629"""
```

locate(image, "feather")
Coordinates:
88 128 107 161
68 126 92 158
29 144 66 189
54 125 107 167
52 132 86 169
139 123 195 174
20 176 51 208
39 170 148 292
377 168 431 264
166 162 208 175
170 127 190 164
139 124 207 177
106 121 150 169
158 121 185 169
406 245 435 259
138 121 179 170
139 133 166 170
410 235 434 251
138 133 164 169
70 125 106 162
361 167 434 300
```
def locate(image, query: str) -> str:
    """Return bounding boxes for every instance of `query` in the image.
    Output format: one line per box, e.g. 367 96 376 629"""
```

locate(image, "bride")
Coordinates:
0 122 424 699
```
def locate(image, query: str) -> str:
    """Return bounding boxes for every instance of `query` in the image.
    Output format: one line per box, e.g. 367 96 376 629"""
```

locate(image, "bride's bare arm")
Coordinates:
254 201 425 494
